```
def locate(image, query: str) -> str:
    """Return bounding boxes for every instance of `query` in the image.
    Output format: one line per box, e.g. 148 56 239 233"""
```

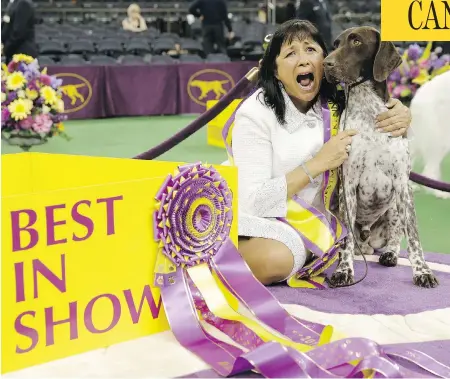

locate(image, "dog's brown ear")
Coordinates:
373 40 403 82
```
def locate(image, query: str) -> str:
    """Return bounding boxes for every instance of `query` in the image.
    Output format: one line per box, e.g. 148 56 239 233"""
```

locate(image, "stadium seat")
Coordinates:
58 54 89 65
90 55 118 65
119 55 147 65
153 40 175 55
97 40 124 58
124 40 152 55
37 56 56 66
206 53 231 63
179 54 204 63
39 41 66 55
179 39 203 55
151 55 177 65
68 40 96 55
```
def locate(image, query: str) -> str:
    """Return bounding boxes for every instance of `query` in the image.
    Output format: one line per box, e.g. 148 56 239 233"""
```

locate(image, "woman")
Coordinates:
230 20 412 285
122 4 148 33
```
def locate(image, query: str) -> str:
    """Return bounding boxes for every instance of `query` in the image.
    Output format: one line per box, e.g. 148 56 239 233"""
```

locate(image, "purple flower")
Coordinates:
17 62 27 73
1 108 10 125
409 66 421 78
431 58 446 70
19 116 34 130
407 44 422 61
27 60 40 74
389 70 402 82
441 54 450 64
8 91 17 102
40 75 52 86
28 79 39 91
50 76 63 89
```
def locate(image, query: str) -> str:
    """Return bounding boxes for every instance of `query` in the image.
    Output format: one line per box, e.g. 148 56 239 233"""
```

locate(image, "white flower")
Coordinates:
42 105 51 114
17 90 26 98
1 92 6 102
55 99 64 113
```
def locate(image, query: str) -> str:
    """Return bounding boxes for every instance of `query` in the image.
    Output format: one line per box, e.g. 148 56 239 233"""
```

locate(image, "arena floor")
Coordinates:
2 115 450 378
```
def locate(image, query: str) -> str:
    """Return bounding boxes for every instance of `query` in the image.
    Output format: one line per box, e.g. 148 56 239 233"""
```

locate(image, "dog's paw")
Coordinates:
328 269 354 287
413 273 439 288
379 251 398 267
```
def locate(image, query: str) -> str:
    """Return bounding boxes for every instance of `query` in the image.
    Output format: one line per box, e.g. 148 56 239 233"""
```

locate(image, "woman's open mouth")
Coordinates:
296 73 315 91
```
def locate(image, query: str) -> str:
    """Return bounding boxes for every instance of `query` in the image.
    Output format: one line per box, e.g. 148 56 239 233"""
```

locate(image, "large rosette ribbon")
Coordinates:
153 162 450 378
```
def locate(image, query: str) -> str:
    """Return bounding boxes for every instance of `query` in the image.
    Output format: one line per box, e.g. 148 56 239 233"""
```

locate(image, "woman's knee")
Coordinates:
238 238 294 285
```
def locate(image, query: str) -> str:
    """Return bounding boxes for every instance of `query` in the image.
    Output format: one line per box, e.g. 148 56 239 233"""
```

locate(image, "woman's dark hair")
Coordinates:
258 19 344 124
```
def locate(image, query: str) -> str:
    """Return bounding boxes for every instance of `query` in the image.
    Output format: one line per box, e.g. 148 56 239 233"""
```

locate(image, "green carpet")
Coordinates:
2 115 449 254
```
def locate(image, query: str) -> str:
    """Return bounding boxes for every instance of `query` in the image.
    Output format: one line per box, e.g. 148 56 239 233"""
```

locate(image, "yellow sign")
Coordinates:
54 73 92 113
187 69 236 107
1 153 238 374
381 0 450 41
206 99 243 149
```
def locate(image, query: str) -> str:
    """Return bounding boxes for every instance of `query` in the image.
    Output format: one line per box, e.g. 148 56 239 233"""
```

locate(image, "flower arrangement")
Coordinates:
388 42 450 104
1 54 70 151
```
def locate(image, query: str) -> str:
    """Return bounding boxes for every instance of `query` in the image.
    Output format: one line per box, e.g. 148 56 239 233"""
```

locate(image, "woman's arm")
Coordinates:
139 17 148 31
375 98 412 138
232 108 330 217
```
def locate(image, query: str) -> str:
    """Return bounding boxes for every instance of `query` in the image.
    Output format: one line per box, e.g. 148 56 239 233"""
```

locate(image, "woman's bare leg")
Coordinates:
238 237 295 285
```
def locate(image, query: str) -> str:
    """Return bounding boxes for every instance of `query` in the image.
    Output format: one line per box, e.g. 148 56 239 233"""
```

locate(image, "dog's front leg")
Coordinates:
399 184 439 288
329 173 358 287
378 206 402 267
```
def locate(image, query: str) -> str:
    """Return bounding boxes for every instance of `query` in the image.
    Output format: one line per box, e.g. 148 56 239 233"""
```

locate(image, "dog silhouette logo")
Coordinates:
54 73 92 113
187 69 235 106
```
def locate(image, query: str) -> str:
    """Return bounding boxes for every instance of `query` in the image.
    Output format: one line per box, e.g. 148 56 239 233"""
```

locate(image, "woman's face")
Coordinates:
129 8 140 19
275 36 324 106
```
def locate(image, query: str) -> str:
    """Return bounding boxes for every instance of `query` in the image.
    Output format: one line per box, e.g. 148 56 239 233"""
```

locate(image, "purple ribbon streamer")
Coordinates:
162 269 314 378
212 238 326 342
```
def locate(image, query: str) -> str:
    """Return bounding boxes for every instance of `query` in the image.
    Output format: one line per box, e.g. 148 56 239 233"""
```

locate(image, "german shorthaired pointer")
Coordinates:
323 27 439 288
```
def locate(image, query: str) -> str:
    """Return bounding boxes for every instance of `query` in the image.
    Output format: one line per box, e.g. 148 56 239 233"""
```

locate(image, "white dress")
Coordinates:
231 88 326 279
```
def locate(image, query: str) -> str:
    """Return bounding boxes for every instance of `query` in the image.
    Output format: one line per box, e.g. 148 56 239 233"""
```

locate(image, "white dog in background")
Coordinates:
410 70 450 199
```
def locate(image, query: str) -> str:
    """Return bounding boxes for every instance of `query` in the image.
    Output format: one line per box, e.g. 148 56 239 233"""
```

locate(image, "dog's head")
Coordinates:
323 27 402 85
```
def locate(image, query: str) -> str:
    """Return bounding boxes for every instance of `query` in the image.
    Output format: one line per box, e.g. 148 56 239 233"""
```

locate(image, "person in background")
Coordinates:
1 0 37 64
295 0 332 50
188 0 234 55
122 4 148 33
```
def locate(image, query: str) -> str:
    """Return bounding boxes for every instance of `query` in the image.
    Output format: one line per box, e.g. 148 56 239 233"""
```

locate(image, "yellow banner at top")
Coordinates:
381 0 450 41
1 153 238 374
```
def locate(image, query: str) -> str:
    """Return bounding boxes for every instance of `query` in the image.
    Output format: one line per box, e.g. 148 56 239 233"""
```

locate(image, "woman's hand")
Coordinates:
307 129 358 176
375 98 412 138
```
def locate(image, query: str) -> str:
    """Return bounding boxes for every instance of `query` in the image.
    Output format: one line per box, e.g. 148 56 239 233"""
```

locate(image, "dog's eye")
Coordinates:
352 39 362 46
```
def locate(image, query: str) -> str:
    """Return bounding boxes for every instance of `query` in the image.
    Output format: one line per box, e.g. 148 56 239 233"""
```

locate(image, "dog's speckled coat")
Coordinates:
323 27 438 288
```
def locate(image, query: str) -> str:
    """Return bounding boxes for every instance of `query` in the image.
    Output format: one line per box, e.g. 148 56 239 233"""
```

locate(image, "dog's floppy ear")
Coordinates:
373 39 403 82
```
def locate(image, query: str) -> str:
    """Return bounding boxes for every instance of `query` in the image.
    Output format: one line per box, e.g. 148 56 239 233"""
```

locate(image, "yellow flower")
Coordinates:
13 54 35 64
1 92 6 102
54 98 65 113
40 86 57 105
57 122 65 131
412 69 431 85
8 98 32 120
42 105 51 114
25 88 38 100
6 71 27 91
